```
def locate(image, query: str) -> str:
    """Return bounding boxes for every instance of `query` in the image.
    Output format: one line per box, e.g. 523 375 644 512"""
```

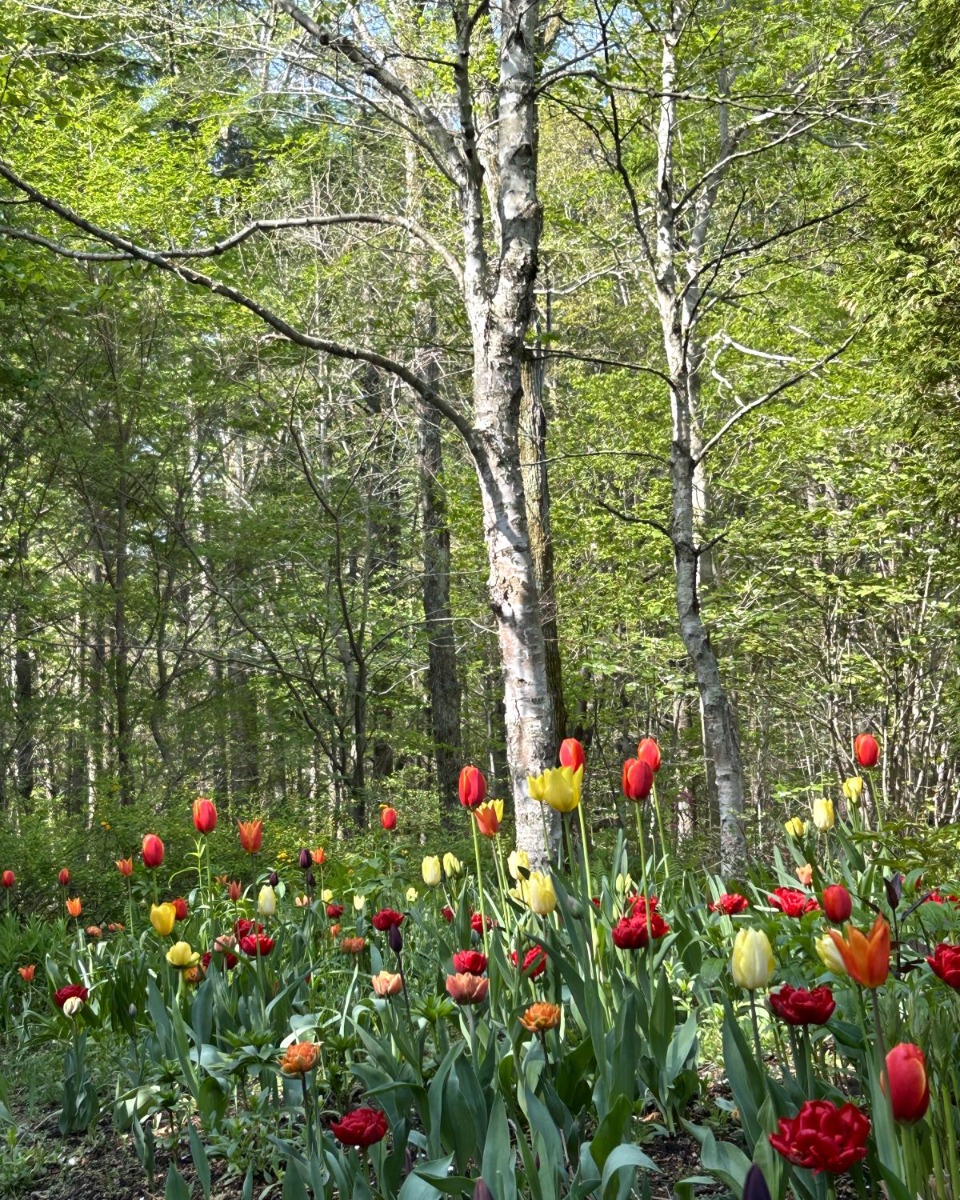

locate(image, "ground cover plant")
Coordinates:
1 736 959 1200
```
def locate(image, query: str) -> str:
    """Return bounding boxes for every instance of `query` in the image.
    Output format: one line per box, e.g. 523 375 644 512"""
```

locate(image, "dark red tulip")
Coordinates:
298 848 312 870
854 733 879 768
637 737 661 773
58 868 70 887
142 835 164 869
622 758 653 801
1 870 15 888
452 949 487 976
927 942 960 989
372 908 404 932
884 1043 930 1123
53 983 89 1008
558 738 585 771
822 884 852 924
172 897 188 921
458 765 487 808
511 946 547 977
769 984 836 1026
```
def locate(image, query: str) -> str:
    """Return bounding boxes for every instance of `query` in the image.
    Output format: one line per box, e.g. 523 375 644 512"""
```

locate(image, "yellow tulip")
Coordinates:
166 940 200 970
508 849 530 881
527 871 557 916
442 852 463 878
784 817 806 839
615 873 634 895
527 764 583 813
353 893 366 911
842 777 863 806
731 928 775 990
322 888 334 903
812 798 835 832
421 856 442 887
149 903 177 937
405 886 418 903
258 885 277 916
815 933 848 975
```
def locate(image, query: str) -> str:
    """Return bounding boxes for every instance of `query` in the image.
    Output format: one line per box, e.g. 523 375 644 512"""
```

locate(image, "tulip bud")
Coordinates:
268 870 279 887
854 732 879 768
405 886 418 903
58 868 70 887
306 870 316 888
353 893 366 911
622 758 653 801
742 1165 772 1200
731 928 775 990
784 817 806 839
821 884 852 924
796 863 814 887
0 870 13 889
192 796 217 835
258 885 278 916
884 1043 930 1123
527 871 557 916
299 848 312 870
228 880 243 901
116 857 133 877
63 996 84 1018
380 806 397 831
812 798 835 832
150 902 177 937
508 849 530 881
636 737 661 773
474 1180 495 1200
142 834 164 869
815 933 848 975
558 737 585 772
885 873 903 910
172 897 188 921
458 765 487 808
842 777 863 805
442 852 463 878
422 855 442 887
388 922 403 957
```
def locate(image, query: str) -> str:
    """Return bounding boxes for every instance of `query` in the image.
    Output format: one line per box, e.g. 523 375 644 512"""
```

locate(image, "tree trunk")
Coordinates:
14 533 35 807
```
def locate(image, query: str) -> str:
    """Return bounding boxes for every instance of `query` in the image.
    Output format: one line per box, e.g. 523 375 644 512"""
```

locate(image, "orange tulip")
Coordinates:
279 1041 320 1075
519 1002 561 1033
828 914 890 988
66 897 82 918
311 846 326 866
445 972 489 1005
238 819 263 854
227 880 243 901
18 965 35 982
116 857 134 877
475 799 504 838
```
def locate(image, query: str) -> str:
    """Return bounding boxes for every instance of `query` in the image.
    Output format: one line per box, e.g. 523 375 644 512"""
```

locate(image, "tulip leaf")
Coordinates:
163 1164 192 1200
398 1154 453 1200
282 1160 311 1200
600 1144 658 1200
683 1121 751 1192
481 1095 517 1200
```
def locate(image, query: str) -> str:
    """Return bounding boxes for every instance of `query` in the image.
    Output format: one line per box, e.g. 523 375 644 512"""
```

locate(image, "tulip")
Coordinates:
326 902 344 918
822 884 852 924
421 855 442 887
884 1043 930 1123
62 996 84 1018
237 819 263 853
621 758 653 801
298 848 312 870
268 870 279 887
85 924 102 939
330 1107 389 1149
65 897 82 917
322 888 334 903
405 886 418 902
784 817 806 839
116 857 134 877
812 797 835 832
732 928 775 990
380 806 397 830
453 949 488 975
815 933 848 974
526 871 557 915
352 894 366 911
795 864 814 886
528 765 583 813
371 971 404 998
709 892 749 916
508 849 530 880
258 885 277 916
558 738 585 771
458 765 487 808
512 946 547 977
372 908 404 931
339 936 366 955
612 906 670 948
769 887 819 918
1 870 14 888
637 737 661 773
294 894 309 907
240 933 275 956
770 1100 870 1174
769 984 836 1025
18 965 35 982
166 941 200 970
171 897 188 920
519 1002 562 1032
142 834 164 869
474 799 504 837
927 942 960 989
742 1165 772 1200
227 880 243 901
311 846 325 866
54 984 88 1008
445 972 490 1005
192 796 217 834
842 777 863 805
442 852 463 877
854 732 879 768
150 902 177 937
280 1041 320 1074
828 914 890 988
58 868 70 887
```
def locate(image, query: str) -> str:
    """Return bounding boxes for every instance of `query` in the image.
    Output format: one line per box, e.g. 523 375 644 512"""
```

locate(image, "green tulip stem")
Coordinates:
651 778 670 878
943 1067 960 1200
302 1068 316 1161
748 993 764 1069
929 1110 949 1200
471 817 489 957
576 803 594 906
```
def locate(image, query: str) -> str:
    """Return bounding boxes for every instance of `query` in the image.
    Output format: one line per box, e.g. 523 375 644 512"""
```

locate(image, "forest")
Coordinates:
1 0 960 1197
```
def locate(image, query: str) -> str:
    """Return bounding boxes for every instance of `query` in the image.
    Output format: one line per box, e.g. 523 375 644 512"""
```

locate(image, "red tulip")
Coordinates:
769 984 836 1025
172 897 188 921
558 738 585 772
237 819 263 853
637 737 661 773
326 903 344 919
53 983 89 1008
380 806 397 831
927 942 960 989
458 765 487 808
622 758 653 801
1 870 14 888
142 834 164 869
441 905 455 923
471 911 493 934
768 887 820 918
58 868 70 887
769 1100 870 1174
822 884 852 924
330 1107 389 1149
511 946 547 977
192 796 217 834
709 892 749 916
240 933 275 957
18 964 35 982
612 905 669 949
372 908 404 932
452 949 488 976
854 733 879 768
884 1043 930 1123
